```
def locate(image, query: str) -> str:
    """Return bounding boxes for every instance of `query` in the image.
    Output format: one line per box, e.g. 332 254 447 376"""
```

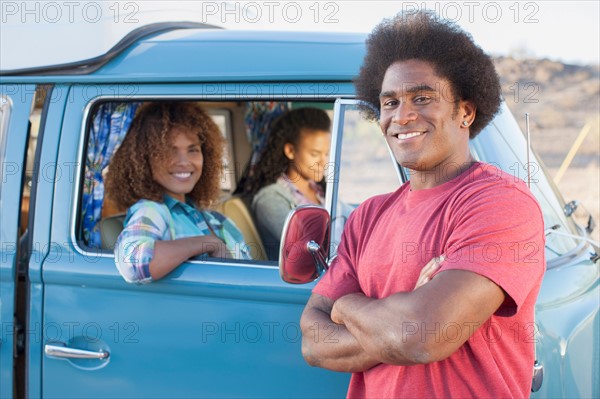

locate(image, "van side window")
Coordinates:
12 86 48 237
331 103 402 252
79 101 257 262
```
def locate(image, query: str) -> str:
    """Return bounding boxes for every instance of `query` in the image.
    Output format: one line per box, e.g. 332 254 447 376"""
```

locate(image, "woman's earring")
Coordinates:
462 121 469 127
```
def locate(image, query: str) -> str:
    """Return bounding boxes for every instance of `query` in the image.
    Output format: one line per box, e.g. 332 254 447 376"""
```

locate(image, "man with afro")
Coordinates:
300 11 545 398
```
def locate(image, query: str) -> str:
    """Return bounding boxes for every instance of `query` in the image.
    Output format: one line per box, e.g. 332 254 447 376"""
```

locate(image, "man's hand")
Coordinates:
414 255 444 289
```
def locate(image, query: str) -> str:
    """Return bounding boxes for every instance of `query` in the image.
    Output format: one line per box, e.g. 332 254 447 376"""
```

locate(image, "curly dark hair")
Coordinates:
243 107 331 196
105 101 224 209
354 10 501 138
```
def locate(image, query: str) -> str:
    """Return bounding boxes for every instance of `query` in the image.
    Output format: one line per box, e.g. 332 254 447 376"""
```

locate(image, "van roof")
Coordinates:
0 23 367 84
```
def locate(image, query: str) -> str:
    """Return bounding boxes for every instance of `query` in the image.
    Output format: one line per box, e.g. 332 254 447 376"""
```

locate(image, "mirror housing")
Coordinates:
279 205 330 284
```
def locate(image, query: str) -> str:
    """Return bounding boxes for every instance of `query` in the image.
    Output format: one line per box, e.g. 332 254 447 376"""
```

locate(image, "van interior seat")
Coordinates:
215 196 267 261
99 214 126 251
99 196 267 261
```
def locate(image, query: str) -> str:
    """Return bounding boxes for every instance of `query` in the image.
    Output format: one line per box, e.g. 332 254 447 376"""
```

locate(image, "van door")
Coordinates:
0 84 35 399
37 84 351 398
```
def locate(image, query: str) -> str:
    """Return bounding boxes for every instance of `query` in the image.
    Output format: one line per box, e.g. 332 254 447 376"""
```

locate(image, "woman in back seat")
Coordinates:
245 108 331 260
105 102 251 284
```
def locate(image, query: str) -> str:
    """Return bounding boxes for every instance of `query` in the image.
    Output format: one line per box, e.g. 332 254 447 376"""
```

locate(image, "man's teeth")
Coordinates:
173 172 192 178
397 132 423 140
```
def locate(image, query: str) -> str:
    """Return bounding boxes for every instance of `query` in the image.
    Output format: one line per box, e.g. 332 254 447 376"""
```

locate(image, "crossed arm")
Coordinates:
300 265 505 372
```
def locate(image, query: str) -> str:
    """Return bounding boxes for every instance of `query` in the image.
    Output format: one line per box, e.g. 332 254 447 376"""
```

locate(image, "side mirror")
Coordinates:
279 205 330 284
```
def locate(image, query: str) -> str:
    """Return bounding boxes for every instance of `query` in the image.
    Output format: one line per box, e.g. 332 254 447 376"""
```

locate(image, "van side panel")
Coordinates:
0 84 35 399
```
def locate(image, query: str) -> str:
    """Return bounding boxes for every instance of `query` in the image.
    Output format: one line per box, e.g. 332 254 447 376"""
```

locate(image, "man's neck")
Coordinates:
409 157 476 190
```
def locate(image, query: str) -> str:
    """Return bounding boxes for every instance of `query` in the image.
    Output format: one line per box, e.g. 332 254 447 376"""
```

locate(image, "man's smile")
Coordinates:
389 130 426 142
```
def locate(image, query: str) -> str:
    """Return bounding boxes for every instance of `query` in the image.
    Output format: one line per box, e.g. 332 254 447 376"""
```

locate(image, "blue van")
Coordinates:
0 24 598 398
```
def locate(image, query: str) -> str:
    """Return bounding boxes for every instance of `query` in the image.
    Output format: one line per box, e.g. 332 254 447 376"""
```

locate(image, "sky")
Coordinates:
1 0 599 70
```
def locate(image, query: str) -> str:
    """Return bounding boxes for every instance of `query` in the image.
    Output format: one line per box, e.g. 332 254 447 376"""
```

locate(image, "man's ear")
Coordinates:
283 143 295 160
460 100 476 125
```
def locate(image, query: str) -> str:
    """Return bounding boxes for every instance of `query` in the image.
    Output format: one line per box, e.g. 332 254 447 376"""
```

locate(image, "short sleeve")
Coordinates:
312 206 363 300
440 183 546 312
114 201 170 284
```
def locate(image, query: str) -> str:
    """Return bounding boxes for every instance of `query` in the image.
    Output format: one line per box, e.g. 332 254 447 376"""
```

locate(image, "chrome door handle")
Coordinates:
45 343 109 359
531 360 543 392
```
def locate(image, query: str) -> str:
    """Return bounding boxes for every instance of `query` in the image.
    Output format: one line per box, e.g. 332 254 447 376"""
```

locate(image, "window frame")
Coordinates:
70 91 349 268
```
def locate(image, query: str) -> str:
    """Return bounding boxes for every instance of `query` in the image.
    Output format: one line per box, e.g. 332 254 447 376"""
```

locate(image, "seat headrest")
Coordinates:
99 214 126 250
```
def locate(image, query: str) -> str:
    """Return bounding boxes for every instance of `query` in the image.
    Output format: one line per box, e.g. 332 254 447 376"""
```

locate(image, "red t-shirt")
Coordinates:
314 162 546 398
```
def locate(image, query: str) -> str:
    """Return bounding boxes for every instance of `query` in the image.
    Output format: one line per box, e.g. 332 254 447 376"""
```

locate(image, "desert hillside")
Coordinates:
493 57 599 243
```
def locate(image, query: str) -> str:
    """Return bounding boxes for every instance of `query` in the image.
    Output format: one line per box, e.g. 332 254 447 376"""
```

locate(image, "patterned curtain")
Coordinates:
232 102 290 195
244 101 290 164
82 102 140 248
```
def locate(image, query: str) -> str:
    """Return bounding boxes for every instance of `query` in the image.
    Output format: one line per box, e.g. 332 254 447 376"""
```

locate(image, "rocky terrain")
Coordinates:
494 56 600 242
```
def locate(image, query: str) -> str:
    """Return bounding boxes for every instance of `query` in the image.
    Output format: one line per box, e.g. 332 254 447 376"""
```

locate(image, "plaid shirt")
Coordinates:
114 195 252 284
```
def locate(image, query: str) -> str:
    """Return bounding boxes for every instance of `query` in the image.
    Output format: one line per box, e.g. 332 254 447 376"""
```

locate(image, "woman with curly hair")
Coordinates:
245 107 331 260
105 101 251 284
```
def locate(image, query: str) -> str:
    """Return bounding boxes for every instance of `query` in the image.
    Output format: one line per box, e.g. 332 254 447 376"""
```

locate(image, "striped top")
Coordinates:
114 195 252 284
